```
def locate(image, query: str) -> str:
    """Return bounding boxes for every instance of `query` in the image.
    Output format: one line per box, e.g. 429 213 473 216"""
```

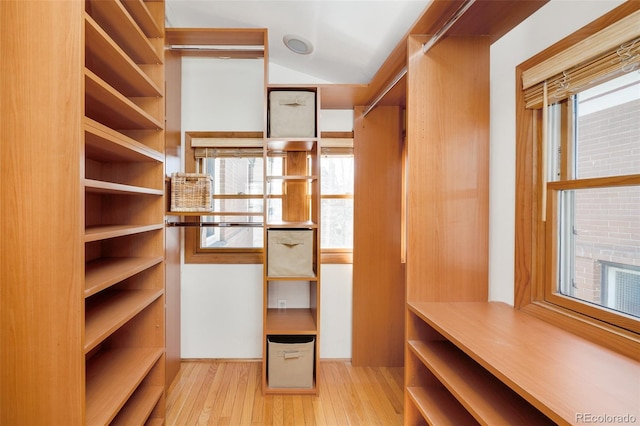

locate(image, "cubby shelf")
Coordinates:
85 224 164 242
84 118 163 163
406 386 478 425
87 0 162 64
265 308 318 334
266 276 318 281
408 340 553 425
265 221 318 228
85 69 163 130
85 256 164 297
85 14 162 97
111 384 164 426
266 175 318 181
84 289 163 353
266 139 317 152
120 0 163 38
85 178 163 196
85 347 163 426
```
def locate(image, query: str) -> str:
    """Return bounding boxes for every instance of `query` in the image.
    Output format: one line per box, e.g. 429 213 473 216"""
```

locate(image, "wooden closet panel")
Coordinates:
406 35 490 303
0 1 85 424
164 49 182 386
352 105 405 367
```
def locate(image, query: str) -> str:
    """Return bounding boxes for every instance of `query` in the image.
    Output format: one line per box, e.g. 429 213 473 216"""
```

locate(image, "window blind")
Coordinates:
522 8 640 109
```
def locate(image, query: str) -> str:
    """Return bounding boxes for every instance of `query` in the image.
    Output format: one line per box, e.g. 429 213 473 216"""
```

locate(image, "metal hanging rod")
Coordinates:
422 0 476 54
362 66 407 117
362 0 476 117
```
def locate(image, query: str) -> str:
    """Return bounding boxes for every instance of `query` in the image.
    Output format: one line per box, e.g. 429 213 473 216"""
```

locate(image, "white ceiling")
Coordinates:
165 0 430 84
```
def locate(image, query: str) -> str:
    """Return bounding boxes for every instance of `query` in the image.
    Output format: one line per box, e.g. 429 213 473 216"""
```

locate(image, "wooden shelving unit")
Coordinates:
262 86 322 394
404 30 491 425
1 0 166 424
407 302 640 425
83 0 166 423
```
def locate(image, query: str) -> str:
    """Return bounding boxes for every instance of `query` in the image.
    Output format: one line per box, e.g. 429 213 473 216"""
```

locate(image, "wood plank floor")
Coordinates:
166 360 404 425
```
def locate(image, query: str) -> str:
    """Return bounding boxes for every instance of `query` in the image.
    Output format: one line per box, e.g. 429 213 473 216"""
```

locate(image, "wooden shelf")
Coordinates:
111 384 163 425
85 69 163 130
85 256 163 297
85 14 161 97
165 211 263 217
266 175 318 181
120 0 163 38
85 289 163 353
407 386 478 426
266 309 317 335
86 347 163 425
408 339 553 425
266 139 317 152
266 276 318 282
85 118 163 163
85 224 163 242
85 178 163 196
408 302 640 424
265 221 317 229
87 0 162 64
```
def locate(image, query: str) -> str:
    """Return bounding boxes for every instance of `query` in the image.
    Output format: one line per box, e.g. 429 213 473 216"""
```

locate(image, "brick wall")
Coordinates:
572 98 640 303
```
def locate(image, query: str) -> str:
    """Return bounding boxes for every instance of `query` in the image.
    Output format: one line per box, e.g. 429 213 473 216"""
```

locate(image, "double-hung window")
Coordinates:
546 73 640 330
517 4 640 352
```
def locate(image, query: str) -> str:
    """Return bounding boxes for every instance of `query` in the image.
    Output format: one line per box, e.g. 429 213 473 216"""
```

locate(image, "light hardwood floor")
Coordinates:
166 360 404 425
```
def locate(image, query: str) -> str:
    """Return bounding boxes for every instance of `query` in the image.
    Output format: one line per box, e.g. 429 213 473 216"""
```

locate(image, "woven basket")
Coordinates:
170 172 213 212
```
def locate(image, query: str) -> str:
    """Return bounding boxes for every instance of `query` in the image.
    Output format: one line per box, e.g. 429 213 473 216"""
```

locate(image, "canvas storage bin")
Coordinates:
170 172 213 212
267 229 314 277
268 336 315 388
268 90 316 138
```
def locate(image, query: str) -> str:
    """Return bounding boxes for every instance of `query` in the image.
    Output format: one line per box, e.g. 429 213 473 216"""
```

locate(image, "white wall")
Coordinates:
488 0 625 303
180 56 353 359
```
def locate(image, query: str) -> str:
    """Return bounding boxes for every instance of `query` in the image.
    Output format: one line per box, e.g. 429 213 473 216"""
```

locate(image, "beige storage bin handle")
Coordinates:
283 351 302 359
280 98 307 107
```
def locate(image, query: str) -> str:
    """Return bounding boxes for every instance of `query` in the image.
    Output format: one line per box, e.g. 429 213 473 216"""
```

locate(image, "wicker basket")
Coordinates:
170 172 213 212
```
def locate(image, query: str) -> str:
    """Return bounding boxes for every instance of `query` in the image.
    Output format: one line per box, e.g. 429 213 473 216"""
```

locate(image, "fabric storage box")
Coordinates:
267 229 315 277
268 336 315 388
268 90 316 137
170 172 213 212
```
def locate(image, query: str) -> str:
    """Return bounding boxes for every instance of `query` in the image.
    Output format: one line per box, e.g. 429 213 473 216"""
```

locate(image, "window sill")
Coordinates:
520 300 640 361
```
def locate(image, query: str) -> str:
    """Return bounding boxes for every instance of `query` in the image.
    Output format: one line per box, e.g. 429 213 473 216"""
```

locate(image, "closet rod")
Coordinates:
362 66 407 117
422 0 476 54
362 0 476 117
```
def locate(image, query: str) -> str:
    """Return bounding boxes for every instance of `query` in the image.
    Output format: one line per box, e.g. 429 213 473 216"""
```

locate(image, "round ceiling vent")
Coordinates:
283 34 314 55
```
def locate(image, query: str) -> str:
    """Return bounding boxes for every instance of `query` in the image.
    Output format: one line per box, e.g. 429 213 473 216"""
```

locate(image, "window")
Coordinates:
197 150 265 249
320 139 354 258
184 132 354 264
548 74 640 327
516 3 640 355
